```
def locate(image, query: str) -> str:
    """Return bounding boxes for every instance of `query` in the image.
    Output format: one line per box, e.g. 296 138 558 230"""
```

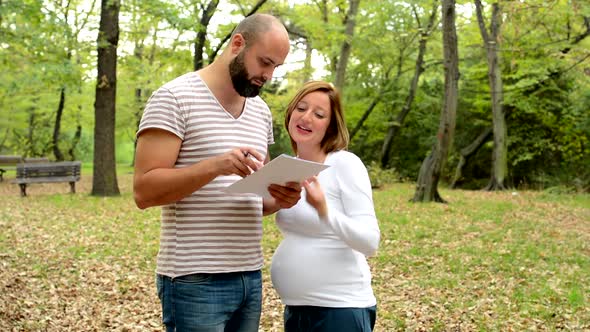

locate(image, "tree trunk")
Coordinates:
26 108 36 157
131 25 160 167
475 1 507 190
51 1 76 162
318 0 338 76
561 16 589 54
350 98 381 140
68 124 82 160
0 128 8 149
412 0 458 203
92 0 120 196
334 0 360 92
193 0 219 71
380 1 438 168
350 65 398 140
450 127 492 188
303 38 313 82
132 87 142 167
69 49 86 161
52 87 65 161
350 48 406 141
131 33 145 168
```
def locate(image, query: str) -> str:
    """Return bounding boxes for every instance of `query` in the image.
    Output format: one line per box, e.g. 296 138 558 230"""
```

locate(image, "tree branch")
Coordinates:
207 0 269 63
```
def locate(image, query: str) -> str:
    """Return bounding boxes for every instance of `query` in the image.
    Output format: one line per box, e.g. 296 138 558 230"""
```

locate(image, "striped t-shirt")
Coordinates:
137 71 274 277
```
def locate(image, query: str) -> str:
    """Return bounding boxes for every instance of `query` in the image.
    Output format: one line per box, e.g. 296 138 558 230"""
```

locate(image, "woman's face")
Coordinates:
288 91 332 150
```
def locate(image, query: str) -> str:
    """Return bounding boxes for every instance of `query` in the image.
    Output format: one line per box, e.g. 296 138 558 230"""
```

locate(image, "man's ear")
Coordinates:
230 33 246 54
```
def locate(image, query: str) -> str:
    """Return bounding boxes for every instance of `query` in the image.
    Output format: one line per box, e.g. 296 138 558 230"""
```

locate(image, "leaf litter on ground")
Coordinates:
0 174 588 331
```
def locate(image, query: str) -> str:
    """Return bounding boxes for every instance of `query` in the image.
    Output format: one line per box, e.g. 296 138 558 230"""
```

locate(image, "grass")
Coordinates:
0 169 588 331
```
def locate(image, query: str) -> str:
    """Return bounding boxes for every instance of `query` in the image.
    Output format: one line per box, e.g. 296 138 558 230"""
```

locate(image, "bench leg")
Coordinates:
19 184 27 197
69 182 76 194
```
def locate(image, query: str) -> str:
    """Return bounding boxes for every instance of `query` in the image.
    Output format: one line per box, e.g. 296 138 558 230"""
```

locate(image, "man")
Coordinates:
133 14 301 332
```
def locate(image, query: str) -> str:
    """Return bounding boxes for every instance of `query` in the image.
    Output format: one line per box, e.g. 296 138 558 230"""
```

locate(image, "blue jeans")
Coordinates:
283 305 377 332
156 270 262 332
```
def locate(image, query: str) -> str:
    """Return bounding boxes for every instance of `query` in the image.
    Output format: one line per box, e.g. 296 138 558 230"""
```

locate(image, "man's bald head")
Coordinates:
231 14 288 48
222 14 290 98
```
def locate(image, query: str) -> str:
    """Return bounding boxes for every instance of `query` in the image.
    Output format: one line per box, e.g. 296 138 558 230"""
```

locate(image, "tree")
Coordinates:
122 0 194 166
450 126 492 188
334 0 360 91
0 0 94 158
48 0 97 161
193 0 220 70
206 0 269 63
1 0 588 191
380 1 438 168
412 0 458 203
92 0 120 196
343 4 404 135
474 0 507 190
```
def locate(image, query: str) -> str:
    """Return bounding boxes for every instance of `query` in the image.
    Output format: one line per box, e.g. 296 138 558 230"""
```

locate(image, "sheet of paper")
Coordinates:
224 154 330 199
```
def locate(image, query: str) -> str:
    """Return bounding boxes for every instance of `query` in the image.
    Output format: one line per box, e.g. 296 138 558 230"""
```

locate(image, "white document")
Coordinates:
224 154 329 199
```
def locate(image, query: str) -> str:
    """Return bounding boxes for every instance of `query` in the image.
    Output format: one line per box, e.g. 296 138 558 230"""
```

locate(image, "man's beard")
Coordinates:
229 51 264 98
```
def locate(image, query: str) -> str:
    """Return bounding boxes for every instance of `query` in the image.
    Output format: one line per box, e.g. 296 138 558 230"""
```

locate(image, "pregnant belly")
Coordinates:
270 236 364 303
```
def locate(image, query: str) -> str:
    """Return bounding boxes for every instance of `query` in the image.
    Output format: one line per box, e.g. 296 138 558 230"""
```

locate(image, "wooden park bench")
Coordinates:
1 156 51 181
0 155 24 182
15 161 82 197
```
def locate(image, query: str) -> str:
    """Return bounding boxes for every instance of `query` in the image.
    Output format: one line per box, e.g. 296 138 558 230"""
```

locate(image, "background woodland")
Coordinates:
1 0 589 196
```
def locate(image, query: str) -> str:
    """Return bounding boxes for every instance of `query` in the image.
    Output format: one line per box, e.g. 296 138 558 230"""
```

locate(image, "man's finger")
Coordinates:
243 156 262 172
270 184 301 206
270 192 298 208
232 159 250 177
241 147 264 162
269 183 299 195
282 181 302 191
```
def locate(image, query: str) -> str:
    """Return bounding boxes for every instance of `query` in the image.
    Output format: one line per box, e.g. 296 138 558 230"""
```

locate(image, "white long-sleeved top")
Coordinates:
270 150 380 307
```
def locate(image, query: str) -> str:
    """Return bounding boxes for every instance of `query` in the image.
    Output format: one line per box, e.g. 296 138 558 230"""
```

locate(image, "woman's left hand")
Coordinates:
302 176 328 218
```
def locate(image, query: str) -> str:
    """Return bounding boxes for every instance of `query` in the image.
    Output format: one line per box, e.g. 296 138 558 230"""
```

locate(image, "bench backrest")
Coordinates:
16 161 82 179
24 157 50 163
0 155 24 166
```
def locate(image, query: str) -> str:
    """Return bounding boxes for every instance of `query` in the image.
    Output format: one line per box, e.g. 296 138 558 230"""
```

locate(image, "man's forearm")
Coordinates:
134 158 219 209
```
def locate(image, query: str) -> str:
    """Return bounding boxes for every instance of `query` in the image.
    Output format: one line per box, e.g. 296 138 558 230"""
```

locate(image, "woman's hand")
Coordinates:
302 176 328 218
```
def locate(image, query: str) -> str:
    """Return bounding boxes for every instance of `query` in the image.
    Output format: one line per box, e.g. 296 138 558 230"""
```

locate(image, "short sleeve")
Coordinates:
137 87 185 140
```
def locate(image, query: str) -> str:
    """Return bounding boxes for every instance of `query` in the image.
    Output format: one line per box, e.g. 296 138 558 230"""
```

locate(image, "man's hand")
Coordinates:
215 147 264 177
268 181 302 209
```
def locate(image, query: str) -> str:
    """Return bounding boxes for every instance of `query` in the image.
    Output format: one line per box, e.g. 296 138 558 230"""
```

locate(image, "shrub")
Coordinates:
366 161 401 189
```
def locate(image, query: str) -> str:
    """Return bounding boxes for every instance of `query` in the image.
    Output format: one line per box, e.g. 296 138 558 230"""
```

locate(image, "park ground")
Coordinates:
0 167 588 331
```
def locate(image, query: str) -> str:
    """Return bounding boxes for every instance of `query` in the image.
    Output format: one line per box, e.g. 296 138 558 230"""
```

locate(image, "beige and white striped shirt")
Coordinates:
138 71 274 277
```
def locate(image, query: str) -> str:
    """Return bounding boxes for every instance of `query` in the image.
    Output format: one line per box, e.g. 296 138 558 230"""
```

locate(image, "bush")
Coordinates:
366 161 401 189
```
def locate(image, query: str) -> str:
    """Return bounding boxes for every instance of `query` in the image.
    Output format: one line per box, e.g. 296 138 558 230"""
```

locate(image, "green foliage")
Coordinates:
443 0 590 190
0 0 96 159
366 161 401 189
0 0 588 190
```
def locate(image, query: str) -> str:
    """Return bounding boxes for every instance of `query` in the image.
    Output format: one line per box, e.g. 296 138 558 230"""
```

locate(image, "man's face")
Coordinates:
228 28 290 98
229 50 264 98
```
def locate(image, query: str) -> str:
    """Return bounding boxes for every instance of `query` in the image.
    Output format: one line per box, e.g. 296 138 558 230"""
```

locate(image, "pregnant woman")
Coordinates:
270 81 381 332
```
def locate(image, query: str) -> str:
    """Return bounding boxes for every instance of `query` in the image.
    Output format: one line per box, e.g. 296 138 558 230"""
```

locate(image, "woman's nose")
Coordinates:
300 110 313 121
